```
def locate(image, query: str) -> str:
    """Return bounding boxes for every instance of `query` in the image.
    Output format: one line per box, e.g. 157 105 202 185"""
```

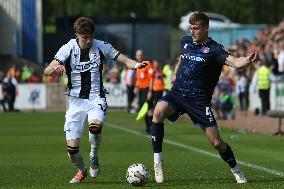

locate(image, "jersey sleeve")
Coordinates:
215 44 230 65
101 42 120 61
54 42 72 65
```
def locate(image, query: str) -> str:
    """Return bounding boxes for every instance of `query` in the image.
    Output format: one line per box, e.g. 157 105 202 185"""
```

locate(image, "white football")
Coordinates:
126 163 149 186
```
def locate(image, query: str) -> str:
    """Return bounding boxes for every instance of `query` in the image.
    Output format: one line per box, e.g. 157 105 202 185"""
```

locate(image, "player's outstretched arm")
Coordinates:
225 51 259 69
116 54 149 70
171 56 181 83
44 60 66 76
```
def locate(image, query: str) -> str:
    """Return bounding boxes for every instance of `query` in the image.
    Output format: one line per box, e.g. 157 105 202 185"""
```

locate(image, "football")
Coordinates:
126 163 149 186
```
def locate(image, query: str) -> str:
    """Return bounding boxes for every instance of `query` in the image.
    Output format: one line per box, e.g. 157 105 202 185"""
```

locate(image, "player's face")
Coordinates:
76 33 94 49
189 22 208 44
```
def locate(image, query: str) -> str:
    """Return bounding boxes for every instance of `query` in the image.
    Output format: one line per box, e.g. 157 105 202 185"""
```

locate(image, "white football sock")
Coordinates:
231 164 240 172
154 153 163 164
89 133 102 158
68 152 86 171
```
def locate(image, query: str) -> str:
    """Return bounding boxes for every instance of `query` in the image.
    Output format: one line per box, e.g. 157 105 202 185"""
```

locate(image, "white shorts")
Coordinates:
64 96 107 140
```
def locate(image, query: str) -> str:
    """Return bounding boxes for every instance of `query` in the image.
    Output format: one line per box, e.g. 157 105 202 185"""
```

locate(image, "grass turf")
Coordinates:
0 111 284 188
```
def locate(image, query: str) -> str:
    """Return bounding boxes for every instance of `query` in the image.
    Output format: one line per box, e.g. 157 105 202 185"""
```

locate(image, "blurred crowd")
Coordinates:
1 18 284 115
213 18 284 119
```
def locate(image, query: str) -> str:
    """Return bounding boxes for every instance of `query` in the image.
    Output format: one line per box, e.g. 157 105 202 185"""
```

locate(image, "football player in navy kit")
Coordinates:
44 17 148 184
151 12 259 184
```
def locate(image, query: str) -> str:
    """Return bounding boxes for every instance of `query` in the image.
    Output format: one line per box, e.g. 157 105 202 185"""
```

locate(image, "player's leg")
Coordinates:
88 119 103 178
66 136 87 184
65 97 88 184
88 97 107 178
151 100 176 183
202 126 247 183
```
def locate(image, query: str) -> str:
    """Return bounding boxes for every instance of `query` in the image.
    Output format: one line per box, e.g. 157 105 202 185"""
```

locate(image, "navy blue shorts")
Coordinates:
160 91 217 127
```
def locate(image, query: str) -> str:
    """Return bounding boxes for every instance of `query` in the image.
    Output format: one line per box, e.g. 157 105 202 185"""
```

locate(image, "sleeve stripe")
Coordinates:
54 58 64 65
113 52 120 61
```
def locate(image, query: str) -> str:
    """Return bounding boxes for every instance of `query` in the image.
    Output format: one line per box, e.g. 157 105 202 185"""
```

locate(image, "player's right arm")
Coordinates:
44 41 72 76
171 56 181 84
44 60 65 76
116 54 149 70
225 51 259 69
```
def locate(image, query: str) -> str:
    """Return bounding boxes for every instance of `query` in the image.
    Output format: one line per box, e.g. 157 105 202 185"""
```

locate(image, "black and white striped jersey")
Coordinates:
54 39 120 99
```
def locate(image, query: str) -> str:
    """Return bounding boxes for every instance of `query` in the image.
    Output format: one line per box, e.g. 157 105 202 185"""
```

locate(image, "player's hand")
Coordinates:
53 65 65 76
247 51 259 64
135 61 149 69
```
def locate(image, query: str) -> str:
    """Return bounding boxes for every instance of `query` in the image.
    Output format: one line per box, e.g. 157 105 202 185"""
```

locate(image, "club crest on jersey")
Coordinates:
184 44 189 49
201 47 210 53
90 51 96 57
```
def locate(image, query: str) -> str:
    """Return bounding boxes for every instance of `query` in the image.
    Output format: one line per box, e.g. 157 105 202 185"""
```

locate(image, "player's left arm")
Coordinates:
116 54 149 70
171 56 181 83
225 51 259 69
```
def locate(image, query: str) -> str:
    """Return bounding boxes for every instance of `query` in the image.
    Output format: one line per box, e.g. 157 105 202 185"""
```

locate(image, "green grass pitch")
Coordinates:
0 111 284 188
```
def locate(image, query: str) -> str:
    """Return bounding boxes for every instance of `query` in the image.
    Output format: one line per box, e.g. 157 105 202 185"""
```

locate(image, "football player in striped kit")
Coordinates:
44 17 148 184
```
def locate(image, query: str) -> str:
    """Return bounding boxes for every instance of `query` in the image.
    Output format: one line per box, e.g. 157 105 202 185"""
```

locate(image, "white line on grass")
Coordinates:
106 122 284 177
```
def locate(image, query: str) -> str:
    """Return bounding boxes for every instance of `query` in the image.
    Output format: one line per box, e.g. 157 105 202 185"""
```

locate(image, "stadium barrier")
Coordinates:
1 81 283 111
0 83 127 110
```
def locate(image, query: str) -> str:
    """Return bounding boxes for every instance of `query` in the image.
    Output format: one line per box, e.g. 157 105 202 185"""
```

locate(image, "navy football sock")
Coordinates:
151 122 164 153
219 144 237 168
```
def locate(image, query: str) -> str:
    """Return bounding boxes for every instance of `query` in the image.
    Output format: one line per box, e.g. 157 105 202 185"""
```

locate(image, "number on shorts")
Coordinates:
206 107 212 116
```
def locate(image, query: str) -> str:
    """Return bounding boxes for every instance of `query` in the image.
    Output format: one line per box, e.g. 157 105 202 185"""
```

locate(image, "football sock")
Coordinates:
154 153 163 164
68 151 86 171
151 122 164 153
219 144 237 168
89 133 102 158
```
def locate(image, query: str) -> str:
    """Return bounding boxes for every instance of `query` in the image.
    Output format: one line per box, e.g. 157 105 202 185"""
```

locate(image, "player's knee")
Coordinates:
153 108 166 122
67 145 79 155
212 140 223 150
89 123 102 134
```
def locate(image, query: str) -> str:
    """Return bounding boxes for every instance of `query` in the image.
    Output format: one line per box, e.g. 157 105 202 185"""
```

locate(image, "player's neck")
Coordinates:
193 37 210 45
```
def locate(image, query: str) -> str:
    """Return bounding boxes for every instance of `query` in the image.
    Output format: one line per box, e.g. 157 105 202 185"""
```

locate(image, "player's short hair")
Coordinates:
73 17 95 35
189 12 209 26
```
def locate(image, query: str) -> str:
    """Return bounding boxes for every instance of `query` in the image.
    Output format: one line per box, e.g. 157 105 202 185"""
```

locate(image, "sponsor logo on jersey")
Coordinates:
201 47 210 53
74 61 98 72
181 53 205 62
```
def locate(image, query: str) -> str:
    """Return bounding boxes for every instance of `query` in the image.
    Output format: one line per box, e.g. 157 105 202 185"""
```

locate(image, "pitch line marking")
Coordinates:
106 122 284 177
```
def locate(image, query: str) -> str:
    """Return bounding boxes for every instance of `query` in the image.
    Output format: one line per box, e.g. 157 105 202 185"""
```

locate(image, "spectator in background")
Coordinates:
21 61 34 82
108 64 120 84
4 73 18 87
219 87 235 120
122 66 136 113
254 61 271 115
236 71 248 115
162 59 174 93
0 70 4 83
150 60 165 106
7 64 21 82
135 49 153 134
0 80 8 112
277 42 284 75
5 78 16 111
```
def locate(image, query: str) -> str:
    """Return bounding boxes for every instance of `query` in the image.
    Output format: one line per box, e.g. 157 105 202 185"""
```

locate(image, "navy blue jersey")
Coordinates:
172 36 229 102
